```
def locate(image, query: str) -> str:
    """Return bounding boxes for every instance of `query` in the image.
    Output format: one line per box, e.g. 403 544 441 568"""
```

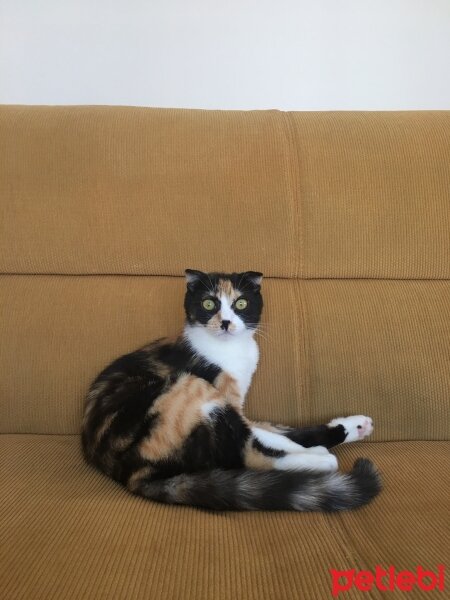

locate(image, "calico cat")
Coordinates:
82 270 381 511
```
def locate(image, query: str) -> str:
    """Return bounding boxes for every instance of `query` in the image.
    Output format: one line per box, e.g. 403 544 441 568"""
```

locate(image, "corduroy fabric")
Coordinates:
301 279 450 441
1 107 449 278
288 111 450 278
1 436 448 600
0 106 298 277
1 107 449 599
2 275 449 440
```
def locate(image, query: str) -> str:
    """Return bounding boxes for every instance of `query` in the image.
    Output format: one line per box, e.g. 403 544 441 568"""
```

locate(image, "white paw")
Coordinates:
327 415 374 443
304 445 330 456
275 452 338 473
312 453 339 472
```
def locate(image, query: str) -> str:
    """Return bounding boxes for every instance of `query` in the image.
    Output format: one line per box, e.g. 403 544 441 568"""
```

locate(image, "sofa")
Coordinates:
1 106 448 599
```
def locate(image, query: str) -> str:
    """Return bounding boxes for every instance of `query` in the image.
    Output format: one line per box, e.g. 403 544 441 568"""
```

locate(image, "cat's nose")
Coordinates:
220 320 231 331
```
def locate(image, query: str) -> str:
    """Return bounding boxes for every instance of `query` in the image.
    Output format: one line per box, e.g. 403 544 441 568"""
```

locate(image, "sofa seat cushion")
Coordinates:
1 435 448 600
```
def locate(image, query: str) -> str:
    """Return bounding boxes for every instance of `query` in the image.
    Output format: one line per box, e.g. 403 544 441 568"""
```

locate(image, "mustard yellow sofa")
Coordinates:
1 106 449 599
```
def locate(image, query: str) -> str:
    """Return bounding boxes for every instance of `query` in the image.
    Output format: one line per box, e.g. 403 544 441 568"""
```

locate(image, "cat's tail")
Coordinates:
130 458 381 511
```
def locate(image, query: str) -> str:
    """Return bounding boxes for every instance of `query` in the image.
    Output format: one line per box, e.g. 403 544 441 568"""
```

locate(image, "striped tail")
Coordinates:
131 458 381 511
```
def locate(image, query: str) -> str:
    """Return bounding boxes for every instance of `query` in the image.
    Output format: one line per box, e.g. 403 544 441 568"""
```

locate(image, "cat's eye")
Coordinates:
235 298 248 310
202 298 216 311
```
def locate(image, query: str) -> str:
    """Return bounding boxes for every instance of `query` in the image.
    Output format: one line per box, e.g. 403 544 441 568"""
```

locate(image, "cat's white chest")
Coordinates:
184 326 259 400
213 337 259 399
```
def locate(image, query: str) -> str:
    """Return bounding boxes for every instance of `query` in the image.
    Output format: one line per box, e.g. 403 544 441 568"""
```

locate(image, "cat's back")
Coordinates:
81 335 224 475
81 338 171 465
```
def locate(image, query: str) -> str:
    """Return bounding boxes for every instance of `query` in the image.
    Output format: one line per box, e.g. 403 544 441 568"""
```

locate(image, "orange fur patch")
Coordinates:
208 312 223 331
83 379 111 426
139 375 224 461
127 466 154 492
250 421 286 434
244 439 275 471
217 278 233 297
214 372 243 408
113 435 135 451
94 411 118 448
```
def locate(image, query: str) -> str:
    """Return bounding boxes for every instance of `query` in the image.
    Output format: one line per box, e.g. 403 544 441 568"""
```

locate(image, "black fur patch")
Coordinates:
146 407 251 479
284 424 347 449
252 438 286 458
157 339 221 384
93 349 151 384
210 406 251 468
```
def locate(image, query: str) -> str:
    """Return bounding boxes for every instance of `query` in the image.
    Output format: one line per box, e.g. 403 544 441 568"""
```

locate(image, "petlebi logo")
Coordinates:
330 565 445 596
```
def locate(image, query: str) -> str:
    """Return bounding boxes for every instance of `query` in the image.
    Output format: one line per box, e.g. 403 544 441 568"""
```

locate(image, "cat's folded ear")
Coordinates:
185 269 207 291
239 271 263 290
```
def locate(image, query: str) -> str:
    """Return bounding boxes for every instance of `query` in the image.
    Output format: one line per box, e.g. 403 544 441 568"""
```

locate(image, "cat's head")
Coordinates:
184 269 263 338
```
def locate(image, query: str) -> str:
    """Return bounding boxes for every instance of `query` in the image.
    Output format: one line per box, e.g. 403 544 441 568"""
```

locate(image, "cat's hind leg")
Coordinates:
245 434 338 473
251 426 329 454
248 426 338 472
252 416 374 449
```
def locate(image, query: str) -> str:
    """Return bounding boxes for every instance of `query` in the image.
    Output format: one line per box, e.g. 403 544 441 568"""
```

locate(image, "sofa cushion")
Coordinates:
1 107 449 279
1 276 449 440
0 106 298 278
1 435 448 600
288 111 450 278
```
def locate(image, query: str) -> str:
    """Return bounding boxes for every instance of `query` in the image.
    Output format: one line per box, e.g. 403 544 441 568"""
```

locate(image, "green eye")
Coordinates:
202 299 216 311
235 298 248 310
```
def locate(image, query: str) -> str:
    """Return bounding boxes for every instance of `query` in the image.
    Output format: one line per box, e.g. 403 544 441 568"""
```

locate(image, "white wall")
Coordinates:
1 0 449 110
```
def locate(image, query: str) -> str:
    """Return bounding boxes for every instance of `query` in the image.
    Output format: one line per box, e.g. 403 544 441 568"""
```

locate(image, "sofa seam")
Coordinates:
279 110 303 278
2 273 450 281
2 434 447 442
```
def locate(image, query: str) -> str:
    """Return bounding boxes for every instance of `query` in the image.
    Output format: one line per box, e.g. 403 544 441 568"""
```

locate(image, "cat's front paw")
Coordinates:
327 415 374 443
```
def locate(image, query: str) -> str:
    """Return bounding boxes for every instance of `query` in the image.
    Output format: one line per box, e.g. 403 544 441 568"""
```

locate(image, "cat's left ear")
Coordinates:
239 271 263 290
185 269 207 291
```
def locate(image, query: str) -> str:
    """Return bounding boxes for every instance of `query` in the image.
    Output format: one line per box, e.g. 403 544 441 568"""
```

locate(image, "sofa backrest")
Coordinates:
1 106 449 440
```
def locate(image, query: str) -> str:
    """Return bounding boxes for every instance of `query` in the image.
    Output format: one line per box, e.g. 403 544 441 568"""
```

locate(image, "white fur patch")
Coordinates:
327 473 352 494
219 294 237 324
184 324 259 399
201 401 223 419
290 489 322 510
327 415 374 443
274 453 338 473
306 445 331 456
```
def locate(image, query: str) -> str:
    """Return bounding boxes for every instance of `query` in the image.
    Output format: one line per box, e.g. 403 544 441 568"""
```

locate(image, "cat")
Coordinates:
82 269 381 511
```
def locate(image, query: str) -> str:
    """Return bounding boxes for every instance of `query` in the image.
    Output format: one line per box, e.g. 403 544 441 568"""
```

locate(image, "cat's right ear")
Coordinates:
185 269 206 291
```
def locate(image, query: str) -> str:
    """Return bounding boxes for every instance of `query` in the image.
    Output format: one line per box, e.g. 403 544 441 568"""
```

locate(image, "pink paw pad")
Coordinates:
356 417 374 439
327 415 374 443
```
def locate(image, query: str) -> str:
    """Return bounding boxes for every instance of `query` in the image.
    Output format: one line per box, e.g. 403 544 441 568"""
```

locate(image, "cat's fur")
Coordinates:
82 270 381 511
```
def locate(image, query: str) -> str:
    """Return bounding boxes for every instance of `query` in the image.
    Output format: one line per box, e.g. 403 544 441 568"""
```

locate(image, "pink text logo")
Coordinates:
330 565 445 596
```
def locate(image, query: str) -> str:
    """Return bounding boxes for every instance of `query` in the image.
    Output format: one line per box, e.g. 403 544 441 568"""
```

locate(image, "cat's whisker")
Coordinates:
254 332 270 343
206 273 215 294
250 326 272 342
247 322 270 331
197 278 213 294
238 275 260 293
250 323 270 330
